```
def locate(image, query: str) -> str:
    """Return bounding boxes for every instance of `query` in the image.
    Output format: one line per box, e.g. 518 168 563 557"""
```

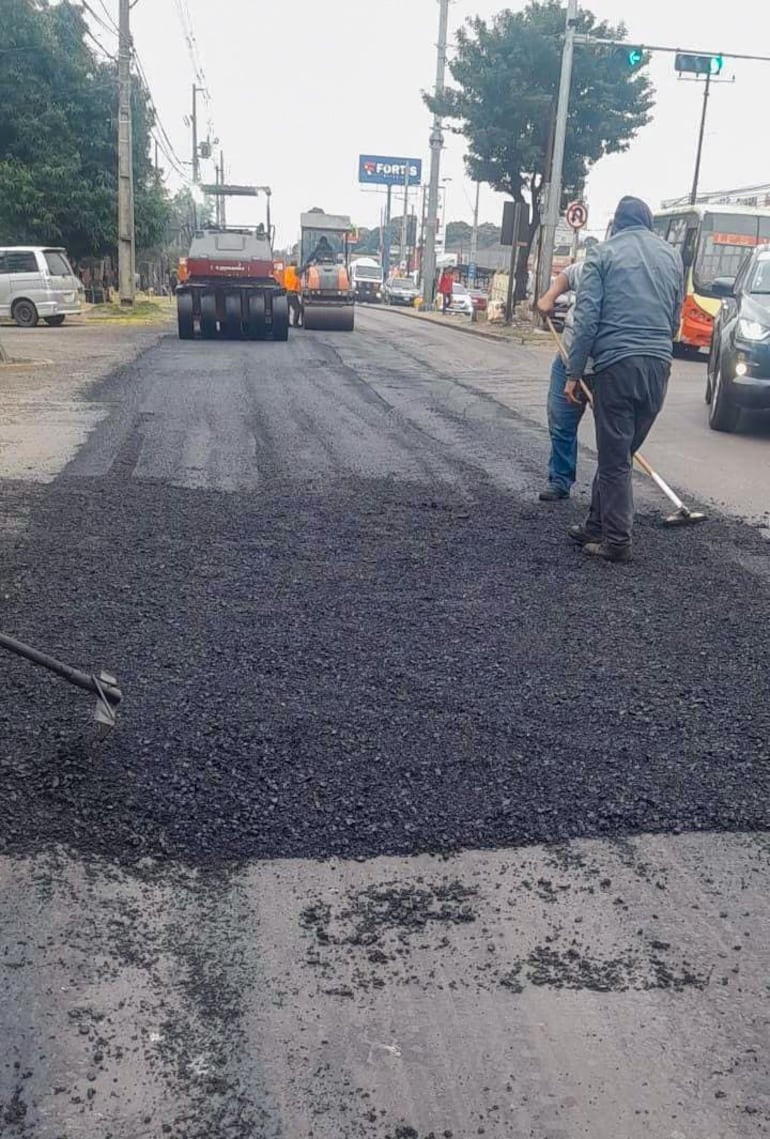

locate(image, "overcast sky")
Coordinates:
93 0 770 247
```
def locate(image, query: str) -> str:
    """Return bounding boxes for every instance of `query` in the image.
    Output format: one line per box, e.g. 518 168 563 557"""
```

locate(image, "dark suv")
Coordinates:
706 244 770 432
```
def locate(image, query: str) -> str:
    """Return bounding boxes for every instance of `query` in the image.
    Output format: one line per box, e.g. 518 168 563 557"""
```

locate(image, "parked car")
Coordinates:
0 246 81 327
469 288 488 313
706 245 770 432
447 282 473 317
384 276 420 306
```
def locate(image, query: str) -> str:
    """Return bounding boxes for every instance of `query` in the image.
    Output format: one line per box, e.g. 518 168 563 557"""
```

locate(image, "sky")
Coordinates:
89 0 770 248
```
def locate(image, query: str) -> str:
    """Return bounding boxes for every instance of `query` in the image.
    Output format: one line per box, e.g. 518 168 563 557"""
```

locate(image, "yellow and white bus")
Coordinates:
653 204 770 352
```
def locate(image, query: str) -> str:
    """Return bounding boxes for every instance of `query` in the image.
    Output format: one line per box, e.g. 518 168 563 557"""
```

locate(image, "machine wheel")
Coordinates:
247 293 266 339
199 292 218 340
12 299 39 328
271 294 289 342
708 358 740 433
177 292 195 340
224 292 243 339
44 315 66 327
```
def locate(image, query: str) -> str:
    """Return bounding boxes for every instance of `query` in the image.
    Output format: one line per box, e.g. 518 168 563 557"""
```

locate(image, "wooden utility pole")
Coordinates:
117 0 135 306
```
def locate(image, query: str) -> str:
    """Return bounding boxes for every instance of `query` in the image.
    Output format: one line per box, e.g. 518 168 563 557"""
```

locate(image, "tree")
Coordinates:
427 0 654 292
0 0 168 260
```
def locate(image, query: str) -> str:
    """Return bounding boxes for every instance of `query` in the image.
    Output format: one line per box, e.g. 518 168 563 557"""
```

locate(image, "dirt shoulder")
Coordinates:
0 320 169 481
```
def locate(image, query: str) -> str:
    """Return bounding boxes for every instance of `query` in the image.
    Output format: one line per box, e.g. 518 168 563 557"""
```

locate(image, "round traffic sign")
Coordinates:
566 201 588 231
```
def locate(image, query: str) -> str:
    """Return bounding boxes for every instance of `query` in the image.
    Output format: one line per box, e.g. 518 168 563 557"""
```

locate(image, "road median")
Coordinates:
371 301 550 348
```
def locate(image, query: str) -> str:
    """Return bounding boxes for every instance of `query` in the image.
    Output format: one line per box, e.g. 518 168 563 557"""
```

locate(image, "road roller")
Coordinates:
176 224 288 342
300 210 356 332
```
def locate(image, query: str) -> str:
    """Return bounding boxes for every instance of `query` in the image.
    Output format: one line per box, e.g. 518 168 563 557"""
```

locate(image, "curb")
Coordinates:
370 303 551 348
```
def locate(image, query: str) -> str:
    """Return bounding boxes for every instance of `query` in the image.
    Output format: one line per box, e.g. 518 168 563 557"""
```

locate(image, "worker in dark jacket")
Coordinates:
566 196 684 562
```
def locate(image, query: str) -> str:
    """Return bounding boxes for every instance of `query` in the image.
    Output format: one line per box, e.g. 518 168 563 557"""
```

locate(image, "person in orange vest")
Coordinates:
284 262 303 327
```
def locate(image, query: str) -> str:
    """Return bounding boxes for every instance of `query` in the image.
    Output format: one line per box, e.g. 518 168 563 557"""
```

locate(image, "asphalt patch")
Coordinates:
1 474 769 867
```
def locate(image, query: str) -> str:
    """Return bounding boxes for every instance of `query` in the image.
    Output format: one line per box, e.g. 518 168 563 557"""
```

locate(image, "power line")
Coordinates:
81 0 118 39
95 0 119 33
132 45 190 181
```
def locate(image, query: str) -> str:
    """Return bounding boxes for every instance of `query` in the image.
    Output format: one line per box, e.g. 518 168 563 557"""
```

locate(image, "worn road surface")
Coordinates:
1 308 768 1138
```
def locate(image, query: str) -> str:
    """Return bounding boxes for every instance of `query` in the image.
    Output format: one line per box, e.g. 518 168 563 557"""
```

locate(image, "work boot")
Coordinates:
567 524 602 547
582 541 632 564
539 485 569 502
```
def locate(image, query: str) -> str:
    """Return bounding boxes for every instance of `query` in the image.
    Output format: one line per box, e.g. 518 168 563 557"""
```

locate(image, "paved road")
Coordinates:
1 311 768 1138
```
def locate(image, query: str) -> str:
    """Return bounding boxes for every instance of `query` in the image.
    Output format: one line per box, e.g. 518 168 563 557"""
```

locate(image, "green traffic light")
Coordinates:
628 48 643 67
710 54 724 75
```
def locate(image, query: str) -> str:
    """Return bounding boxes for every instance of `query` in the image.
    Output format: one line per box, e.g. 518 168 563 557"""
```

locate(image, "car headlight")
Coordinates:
737 318 770 342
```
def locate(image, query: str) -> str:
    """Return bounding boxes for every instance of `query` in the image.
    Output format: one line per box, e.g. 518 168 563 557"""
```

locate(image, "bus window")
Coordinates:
694 213 765 295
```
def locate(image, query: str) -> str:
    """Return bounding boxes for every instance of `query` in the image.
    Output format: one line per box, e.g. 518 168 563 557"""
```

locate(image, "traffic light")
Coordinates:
627 47 644 68
675 53 724 76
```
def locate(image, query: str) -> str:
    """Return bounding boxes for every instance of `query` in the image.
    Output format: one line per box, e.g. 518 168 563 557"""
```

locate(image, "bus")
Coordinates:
653 204 770 352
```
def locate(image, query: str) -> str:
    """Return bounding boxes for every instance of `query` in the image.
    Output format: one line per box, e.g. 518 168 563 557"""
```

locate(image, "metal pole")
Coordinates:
469 180 480 284
422 0 450 307
400 165 410 270
537 0 577 302
505 203 524 324
117 0 135 307
419 184 428 284
383 185 392 277
690 71 712 205
220 151 226 227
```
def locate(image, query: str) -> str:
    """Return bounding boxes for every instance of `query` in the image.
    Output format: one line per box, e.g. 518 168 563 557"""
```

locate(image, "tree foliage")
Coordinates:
445 221 501 250
0 0 168 260
427 0 654 258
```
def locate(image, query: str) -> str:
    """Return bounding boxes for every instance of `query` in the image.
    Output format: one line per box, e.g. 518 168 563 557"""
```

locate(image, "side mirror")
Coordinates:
712 277 735 299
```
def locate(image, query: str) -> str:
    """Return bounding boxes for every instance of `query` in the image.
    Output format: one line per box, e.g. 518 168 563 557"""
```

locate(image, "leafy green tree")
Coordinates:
427 0 654 291
0 0 168 260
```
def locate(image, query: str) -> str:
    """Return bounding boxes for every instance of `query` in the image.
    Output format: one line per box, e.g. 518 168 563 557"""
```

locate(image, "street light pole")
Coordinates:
422 0 450 305
690 71 712 205
536 0 578 302
117 0 135 307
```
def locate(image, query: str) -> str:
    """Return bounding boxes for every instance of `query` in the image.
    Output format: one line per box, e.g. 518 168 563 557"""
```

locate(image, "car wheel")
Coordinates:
44 315 66 327
708 357 740 433
12 299 39 328
705 339 717 404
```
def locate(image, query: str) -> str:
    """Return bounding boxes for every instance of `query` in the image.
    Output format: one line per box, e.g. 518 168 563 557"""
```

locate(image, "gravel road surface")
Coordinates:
1 311 768 1137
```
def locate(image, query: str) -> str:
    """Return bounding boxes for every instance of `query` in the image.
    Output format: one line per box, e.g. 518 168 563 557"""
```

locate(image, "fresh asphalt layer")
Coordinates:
0 308 768 1138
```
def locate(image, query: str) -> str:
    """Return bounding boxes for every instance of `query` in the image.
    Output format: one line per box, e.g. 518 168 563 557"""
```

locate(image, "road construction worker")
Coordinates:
566 196 684 563
284 261 303 328
304 236 335 268
536 261 591 502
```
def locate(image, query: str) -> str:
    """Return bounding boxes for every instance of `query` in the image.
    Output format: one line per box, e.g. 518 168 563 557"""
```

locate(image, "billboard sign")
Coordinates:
358 155 422 187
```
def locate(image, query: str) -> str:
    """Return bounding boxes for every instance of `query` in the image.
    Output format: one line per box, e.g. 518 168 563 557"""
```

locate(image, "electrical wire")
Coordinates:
80 0 118 40
132 45 190 181
95 0 119 33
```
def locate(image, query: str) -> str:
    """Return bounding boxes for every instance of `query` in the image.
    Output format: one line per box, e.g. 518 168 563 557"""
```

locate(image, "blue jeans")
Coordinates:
547 354 586 493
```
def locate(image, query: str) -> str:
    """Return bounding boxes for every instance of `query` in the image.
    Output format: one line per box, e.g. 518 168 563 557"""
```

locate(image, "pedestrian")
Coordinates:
284 261 303 327
566 196 684 563
536 261 591 501
438 267 454 313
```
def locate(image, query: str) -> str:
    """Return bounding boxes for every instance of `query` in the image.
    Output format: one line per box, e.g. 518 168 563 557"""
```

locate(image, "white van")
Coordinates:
0 247 82 327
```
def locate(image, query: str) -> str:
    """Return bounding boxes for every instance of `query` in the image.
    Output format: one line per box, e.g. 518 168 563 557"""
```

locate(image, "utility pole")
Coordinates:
117 0 135 307
400 166 410 270
422 0 450 305
191 84 203 184
469 180 480 284
383 185 392 277
690 71 712 205
219 151 226 227
536 0 577 302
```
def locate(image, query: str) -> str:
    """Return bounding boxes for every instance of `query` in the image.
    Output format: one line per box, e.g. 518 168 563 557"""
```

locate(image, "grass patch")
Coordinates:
86 297 175 325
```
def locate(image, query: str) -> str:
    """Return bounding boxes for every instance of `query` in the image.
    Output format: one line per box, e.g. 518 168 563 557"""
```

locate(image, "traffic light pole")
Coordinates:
536 0 577 304
690 71 712 205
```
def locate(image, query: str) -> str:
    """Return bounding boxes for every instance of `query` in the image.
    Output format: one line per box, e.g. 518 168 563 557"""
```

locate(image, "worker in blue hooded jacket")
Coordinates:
566 196 684 563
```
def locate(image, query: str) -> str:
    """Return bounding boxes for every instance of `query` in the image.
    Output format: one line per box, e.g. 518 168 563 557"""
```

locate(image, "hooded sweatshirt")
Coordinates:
567 196 684 378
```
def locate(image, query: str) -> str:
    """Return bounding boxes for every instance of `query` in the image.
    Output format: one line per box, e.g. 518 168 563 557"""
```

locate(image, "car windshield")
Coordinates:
452 284 468 295
749 256 770 295
391 279 413 289
355 265 381 280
